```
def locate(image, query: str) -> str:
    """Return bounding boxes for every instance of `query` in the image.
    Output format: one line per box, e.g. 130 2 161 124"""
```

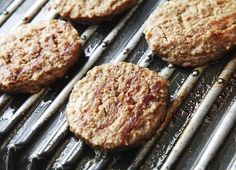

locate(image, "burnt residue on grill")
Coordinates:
175 71 236 170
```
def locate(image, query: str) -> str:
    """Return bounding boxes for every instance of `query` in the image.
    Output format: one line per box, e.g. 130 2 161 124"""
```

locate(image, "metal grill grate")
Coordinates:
0 0 235 170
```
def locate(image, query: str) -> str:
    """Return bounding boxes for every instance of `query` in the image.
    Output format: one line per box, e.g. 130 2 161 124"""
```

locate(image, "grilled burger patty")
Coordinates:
0 20 80 93
49 0 137 23
144 0 236 67
65 62 168 151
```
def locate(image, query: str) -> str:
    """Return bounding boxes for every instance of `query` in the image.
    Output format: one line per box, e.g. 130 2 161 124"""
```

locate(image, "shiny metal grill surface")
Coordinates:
0 0 235 170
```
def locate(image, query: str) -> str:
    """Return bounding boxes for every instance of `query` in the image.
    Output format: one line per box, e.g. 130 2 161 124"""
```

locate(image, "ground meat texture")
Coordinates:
49 0 137 23
65 62 168 151
0 20 80 93
144 0 236 67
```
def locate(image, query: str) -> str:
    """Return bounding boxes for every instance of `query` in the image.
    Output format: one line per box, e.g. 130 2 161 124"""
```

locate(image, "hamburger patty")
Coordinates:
65 62 168 151
49 0 137 22
0 20 80 93
144 0 236 67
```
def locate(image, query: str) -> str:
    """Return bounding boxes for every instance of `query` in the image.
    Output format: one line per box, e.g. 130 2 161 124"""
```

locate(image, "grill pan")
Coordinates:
0 0 235 170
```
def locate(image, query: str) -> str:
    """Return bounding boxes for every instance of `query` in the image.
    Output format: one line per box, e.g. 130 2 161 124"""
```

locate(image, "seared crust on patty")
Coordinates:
144 0 236 67
49 0 137 22
0 20 80 93
65 62 168 151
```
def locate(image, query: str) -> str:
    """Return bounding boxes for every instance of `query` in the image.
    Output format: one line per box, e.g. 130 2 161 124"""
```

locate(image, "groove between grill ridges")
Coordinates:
191 97 236 170
54 140 84 169
0 89 46 135
226 153 236 170
30 119 67 159
159 57 236 170
0 94 12 111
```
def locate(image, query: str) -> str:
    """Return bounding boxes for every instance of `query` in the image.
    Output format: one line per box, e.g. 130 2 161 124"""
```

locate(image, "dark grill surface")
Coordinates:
0 0 236 170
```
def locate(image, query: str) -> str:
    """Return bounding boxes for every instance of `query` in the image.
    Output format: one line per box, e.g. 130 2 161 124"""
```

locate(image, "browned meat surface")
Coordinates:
144 0 236 67
0 20 80 93
65 62 168 151
49 0 137 23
